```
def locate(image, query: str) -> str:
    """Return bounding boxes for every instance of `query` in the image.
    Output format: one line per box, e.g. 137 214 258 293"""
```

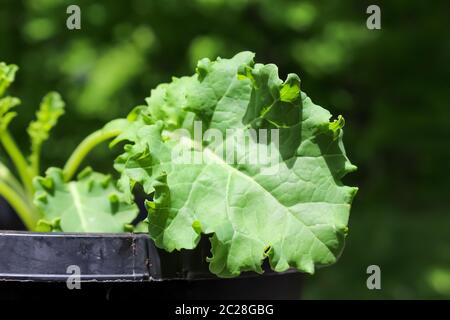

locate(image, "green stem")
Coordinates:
0 161 28 199
63 127 122 181
30 146 41 177
0 180 38 230
0 130 34 194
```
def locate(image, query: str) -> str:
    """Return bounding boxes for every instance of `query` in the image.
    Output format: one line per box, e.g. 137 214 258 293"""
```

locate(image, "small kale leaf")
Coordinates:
0 96 20 134
0 63 20 134
0 62 18 97
34 167 139 232
27 92 65 173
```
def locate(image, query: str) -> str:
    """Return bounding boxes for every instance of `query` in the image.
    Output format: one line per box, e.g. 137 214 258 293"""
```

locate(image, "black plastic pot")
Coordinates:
0 231 302 300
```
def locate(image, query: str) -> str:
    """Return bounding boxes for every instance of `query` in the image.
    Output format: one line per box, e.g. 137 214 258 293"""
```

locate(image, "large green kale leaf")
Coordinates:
114 52 358 277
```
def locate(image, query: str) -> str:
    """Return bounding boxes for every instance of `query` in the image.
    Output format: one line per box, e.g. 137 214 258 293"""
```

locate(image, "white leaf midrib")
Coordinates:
68 182 88 231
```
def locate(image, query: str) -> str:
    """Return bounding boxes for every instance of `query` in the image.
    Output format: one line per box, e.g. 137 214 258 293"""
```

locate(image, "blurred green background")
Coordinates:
1 0 449 299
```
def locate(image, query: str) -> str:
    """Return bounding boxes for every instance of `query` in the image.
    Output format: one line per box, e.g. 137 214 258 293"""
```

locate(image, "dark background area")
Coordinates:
0 0 449 299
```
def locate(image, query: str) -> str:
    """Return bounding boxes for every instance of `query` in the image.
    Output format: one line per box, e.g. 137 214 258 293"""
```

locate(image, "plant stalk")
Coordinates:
63 127 122 181
0 161 28 199
30 146 41 177
0 130 34 194
0 180 38 230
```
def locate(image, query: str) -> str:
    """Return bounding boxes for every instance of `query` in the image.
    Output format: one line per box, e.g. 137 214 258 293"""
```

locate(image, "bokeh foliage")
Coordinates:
0 0 449 298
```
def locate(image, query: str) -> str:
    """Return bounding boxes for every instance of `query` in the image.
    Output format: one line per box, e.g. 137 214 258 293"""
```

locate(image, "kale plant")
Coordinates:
0 52 357 277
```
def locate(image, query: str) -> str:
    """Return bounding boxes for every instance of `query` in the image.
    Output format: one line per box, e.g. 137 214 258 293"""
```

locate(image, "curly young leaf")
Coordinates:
115 52 358 277
27 92 65 173
34 167 139 232
0 96 20 134
0 62 20 134
0 63 18 97
145 76 196 130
